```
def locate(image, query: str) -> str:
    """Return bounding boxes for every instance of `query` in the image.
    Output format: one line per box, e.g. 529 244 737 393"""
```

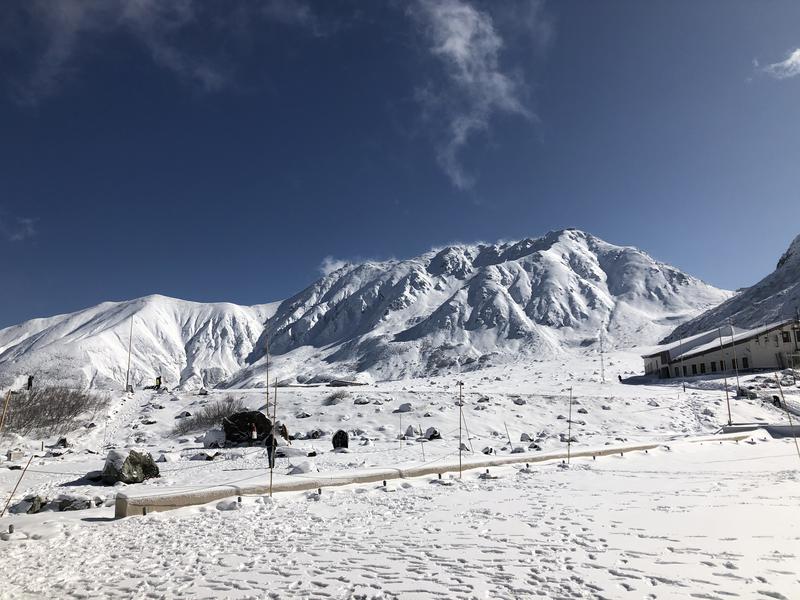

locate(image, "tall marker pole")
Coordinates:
717 328 732 426
728 318 741 394
0 390 12 436
457 380 464 478
270 377 278 498
567 387 573 465
774 373 800 462
124 316 134 393
599 329 605 383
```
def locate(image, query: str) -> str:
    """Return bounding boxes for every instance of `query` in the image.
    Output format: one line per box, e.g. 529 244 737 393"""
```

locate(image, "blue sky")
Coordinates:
1 0 799 327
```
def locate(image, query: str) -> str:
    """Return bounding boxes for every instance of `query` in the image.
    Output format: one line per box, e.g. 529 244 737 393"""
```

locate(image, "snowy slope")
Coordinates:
237 229 730 384
0 229 731 389
663 233 800 343
0 296 277 390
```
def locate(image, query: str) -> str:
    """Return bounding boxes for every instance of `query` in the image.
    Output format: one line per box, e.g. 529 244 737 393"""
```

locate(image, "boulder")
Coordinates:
295 411 312 419
332 430 349 450
520 433 532 442
353 396 371 405
512 397 526 406
198 388 209 396
395 402 412 413
287 460 317 475
53 494 92 512
202 428 226 448
10 495 45 515
222 411 272 444
191 451 221 461
101 450 159 484
423 427 441 441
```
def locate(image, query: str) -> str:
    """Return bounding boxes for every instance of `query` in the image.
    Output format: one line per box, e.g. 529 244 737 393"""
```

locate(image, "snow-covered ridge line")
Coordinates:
0 229 732 389
663 233 800 342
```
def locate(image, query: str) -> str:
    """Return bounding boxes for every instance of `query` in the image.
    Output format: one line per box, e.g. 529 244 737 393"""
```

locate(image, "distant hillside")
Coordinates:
662 234 800 343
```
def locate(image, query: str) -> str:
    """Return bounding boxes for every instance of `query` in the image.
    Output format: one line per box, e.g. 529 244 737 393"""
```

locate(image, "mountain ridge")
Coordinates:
662 233 800 343
0 229 732 389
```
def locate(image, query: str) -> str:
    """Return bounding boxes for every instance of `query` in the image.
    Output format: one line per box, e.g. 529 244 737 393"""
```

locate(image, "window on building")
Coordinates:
710 362 717 372
674 367 679 377
795 330 800 343
775 335 780 347
732 358 737 370
683 366 687 376
700 363 706 374
742 356 749 369
720 359 725 371
691 364 697 375
782 331 791 343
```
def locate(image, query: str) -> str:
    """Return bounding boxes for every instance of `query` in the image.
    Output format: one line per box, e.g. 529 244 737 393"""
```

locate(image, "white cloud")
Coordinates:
762 48 800 80
0 215 37 242
409 0 546 190
319 256 350 276
6 0 322 104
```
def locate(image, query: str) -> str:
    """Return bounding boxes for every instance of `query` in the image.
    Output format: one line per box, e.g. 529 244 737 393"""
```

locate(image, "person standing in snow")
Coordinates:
265 433 278 468
27 375 33 391
249 423 258 446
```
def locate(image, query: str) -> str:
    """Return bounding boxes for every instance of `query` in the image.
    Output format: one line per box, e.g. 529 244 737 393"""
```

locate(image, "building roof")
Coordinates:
642 318 798 361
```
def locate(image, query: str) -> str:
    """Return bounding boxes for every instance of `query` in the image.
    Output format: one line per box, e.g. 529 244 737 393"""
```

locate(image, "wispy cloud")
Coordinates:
5 0 323 104
318 256 350 276
409 0 549 190
0 215 37 242
760 48 800 80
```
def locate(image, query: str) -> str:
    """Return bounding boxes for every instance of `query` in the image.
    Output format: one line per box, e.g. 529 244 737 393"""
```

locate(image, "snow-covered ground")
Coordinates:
1 351 799 599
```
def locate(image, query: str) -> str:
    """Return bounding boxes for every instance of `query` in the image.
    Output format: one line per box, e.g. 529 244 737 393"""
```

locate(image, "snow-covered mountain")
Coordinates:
663 233 800 343
0 229 731 389
0 296 277 390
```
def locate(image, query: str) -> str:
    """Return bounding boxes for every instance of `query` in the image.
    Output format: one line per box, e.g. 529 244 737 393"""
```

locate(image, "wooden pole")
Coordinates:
269 377 278 498
718 328 732 426
461 408 474 453
0 391 11 436
567 387 573 464
728 318 741 394
599 328 605 383
457 381 463 478
504 422 512 448
1 453 34 518
774 373 800 462
679 334 686 392
124 316 133 393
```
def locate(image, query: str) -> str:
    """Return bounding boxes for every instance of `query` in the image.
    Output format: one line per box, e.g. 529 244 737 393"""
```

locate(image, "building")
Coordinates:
642 319 800 379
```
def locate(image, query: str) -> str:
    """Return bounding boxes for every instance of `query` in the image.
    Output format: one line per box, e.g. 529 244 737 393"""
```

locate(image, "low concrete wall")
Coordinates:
721 424 800 438
115 433 750 518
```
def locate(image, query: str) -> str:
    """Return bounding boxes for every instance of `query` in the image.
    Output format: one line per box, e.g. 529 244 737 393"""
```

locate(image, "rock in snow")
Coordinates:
101 450 159 485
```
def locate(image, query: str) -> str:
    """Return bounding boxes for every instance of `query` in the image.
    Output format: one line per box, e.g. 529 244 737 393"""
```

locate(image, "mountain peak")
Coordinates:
1 231 732 388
